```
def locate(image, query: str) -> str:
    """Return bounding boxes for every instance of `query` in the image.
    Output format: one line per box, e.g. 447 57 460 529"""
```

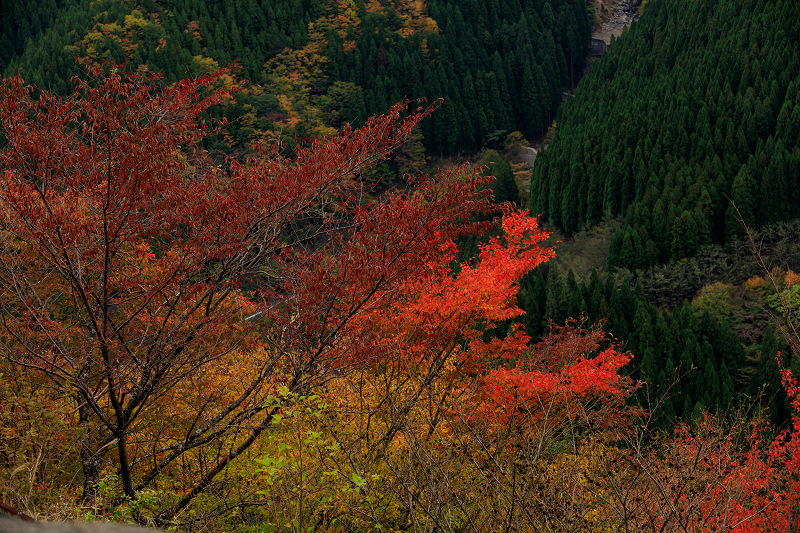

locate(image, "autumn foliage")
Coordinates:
0 62 496 524
1 63 799 532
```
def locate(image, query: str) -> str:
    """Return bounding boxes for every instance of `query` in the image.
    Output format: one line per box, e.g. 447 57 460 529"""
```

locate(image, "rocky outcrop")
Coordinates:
593 0 638 45
590 38 609 56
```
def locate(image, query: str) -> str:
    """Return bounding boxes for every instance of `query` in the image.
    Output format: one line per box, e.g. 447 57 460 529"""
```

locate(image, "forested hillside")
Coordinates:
519 241 800 428
518 0 800 430
1 0 590 155
4 0 800 530
530 0 800 270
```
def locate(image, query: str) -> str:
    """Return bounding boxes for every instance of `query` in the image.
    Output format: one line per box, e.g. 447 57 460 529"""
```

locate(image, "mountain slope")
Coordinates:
1 0 591 155
529 0 800 271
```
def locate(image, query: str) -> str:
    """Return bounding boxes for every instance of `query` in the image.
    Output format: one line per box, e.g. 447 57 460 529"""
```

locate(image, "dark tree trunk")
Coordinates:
78 399 101 506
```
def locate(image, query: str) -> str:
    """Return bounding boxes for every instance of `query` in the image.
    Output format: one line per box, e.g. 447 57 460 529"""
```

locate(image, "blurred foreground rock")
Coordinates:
0 515 162 533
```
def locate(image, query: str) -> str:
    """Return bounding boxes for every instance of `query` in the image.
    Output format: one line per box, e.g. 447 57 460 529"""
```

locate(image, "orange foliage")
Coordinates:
341 211 634 440
347 211 553 367
457 323 634 437
745 269 799 294
186 20 201 41
634 352 800 532
640 414 792 532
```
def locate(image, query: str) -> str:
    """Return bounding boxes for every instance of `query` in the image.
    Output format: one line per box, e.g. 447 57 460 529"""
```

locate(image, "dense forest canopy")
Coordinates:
1 0 590 155
518 0 800 429
530 0 800 271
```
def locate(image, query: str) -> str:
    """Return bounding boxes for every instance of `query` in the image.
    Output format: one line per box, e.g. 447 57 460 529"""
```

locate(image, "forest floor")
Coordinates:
516 146 538 199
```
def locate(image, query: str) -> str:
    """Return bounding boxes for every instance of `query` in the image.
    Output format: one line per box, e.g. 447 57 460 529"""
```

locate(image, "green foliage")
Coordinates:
1 0 591 158
476 149 521 207
530 0 800 271
691 282 737 325
765 284 800 327
514 262 777 429
73 471 162 524
630 219 800 309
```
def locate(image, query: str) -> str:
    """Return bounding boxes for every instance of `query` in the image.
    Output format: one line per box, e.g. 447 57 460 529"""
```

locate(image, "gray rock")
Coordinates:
0 515 162 533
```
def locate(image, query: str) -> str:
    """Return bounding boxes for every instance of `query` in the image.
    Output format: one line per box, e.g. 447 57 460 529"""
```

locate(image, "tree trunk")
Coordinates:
78 400 101 505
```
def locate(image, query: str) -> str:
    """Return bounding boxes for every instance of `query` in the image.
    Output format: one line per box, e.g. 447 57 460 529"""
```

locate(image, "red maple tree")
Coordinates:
0 63 493 522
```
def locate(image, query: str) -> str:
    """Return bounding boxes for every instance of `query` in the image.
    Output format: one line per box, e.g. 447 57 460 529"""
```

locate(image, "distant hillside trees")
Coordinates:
333 0 590 154
1 0 591 156
529 0 800 271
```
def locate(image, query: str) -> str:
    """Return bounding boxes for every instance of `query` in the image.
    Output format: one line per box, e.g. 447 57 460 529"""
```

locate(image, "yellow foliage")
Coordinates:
263 21 333 136
692 281 737 321
76 5 167 65
124 12 148 30
192 55 219 75
276 94 294 116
